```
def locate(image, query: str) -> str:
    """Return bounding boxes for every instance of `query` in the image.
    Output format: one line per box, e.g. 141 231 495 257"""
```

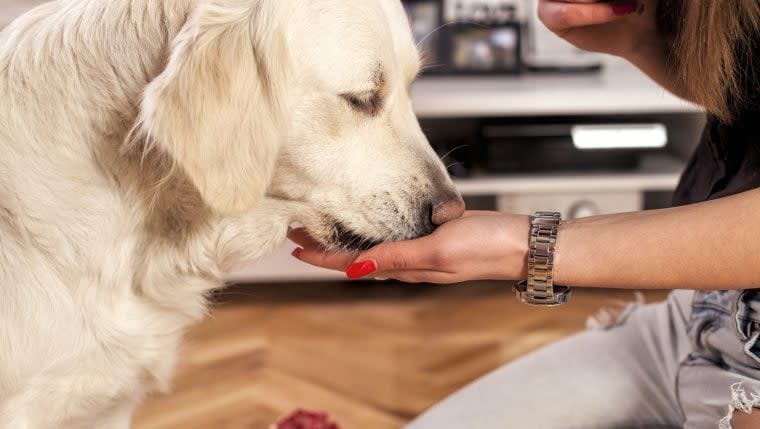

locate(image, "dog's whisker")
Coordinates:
420 62 447 73
415 20 484 50
439 144 470 163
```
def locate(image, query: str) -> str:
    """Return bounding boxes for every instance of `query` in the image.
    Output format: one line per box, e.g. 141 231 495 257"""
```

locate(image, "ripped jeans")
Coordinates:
405 290 760 429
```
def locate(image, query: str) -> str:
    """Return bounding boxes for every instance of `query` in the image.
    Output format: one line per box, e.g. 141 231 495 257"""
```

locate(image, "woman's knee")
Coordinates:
727 410 760 429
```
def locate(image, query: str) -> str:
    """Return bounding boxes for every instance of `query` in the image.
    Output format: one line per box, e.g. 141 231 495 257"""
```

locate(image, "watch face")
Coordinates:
513 282 572 306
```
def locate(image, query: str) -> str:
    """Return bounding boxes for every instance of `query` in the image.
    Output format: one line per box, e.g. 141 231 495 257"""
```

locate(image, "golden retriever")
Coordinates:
0 0 464 427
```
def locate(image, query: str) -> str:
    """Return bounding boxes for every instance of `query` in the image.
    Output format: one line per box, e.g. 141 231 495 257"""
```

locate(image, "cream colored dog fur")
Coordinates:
0 1 462 427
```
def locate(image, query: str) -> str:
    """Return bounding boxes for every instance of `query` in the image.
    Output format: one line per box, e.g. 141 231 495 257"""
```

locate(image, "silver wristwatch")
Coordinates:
514 211 572 306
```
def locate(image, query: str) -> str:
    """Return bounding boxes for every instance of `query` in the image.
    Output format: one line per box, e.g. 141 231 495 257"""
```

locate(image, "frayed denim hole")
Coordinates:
586 292 645 330
743 329 760 366
735 289 760 342
719 382 760 429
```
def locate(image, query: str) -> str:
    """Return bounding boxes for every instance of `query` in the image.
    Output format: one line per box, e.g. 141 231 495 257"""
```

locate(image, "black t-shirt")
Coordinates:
671 25 760 206
671 26 760 206
672 109 760 206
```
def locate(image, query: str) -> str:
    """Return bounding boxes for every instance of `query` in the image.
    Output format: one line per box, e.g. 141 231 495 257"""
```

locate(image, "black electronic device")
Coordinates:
421 116 673 176
403 0 522 75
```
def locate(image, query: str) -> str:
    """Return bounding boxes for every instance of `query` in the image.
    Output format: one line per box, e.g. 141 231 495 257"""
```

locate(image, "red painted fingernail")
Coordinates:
612 2 637 15
346 260 378 280
291 247 303 259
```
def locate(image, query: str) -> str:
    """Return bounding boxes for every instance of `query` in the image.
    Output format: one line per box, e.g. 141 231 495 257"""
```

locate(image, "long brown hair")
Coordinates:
658 0 760 122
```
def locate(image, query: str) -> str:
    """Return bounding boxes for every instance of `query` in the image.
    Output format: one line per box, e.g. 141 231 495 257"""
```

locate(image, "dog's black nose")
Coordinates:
430 192 465 226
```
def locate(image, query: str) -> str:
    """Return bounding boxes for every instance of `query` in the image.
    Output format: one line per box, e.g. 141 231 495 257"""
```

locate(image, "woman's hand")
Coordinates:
289 211 531 284
538 0 659 60
539 0 691 101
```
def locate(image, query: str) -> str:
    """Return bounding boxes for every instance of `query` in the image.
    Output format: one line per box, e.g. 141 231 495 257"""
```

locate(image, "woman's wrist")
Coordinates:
552 219 572 286
494 213 531 281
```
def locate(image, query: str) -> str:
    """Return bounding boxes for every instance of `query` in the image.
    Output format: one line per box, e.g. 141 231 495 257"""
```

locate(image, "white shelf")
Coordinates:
454 154 684 196
412 62 700 118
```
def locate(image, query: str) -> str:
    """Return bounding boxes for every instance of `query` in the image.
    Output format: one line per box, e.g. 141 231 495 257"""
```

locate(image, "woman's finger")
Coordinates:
373 269 460 284
288 228 358 270
538 0 637 33
287 228 321 249
350 235 443 276
295 238 443 278
292 245 358 272
288 227 444 275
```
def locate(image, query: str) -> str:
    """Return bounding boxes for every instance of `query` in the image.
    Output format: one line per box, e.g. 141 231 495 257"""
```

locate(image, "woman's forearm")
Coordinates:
554 188 760 290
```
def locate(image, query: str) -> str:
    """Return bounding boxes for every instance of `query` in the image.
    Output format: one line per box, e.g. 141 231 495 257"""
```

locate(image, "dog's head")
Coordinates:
138 0 463 250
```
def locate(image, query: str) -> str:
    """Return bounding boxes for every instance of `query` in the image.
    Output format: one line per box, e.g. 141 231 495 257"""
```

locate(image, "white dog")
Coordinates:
0 1 464 428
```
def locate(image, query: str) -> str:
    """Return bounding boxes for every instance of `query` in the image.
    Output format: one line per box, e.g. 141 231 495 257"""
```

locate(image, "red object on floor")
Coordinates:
272 409 340 429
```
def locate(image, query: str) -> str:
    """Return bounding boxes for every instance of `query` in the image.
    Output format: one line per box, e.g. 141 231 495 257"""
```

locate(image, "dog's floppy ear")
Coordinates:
137 1 286 214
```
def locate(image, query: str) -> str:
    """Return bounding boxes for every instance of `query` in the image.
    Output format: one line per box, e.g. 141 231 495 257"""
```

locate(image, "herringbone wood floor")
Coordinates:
133 282 667 429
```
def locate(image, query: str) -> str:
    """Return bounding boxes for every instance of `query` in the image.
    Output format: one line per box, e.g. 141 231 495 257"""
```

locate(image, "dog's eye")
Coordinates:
341 91 383 116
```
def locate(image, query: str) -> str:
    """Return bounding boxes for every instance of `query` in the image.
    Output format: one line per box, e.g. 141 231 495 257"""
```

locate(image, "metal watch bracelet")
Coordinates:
513 211 572 306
